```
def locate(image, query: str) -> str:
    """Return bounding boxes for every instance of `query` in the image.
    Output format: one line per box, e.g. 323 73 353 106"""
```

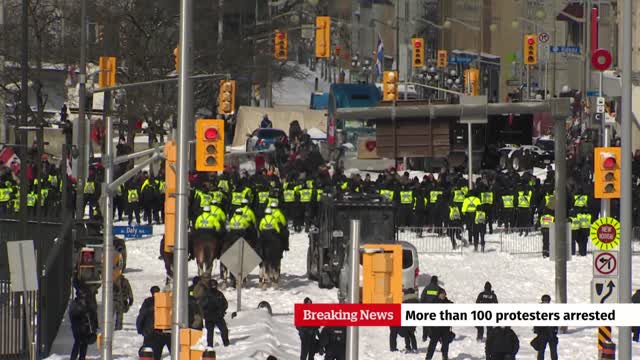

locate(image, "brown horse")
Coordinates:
190 230 223 278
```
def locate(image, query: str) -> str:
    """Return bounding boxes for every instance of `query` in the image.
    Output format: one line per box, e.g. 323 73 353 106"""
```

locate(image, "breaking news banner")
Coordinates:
294 303 640 327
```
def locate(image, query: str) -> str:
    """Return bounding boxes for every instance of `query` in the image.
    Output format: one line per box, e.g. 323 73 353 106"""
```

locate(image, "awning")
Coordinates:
557 3 584 22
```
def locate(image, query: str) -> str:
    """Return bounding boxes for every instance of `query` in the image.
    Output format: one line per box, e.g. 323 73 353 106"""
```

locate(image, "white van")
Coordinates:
400 241 420 293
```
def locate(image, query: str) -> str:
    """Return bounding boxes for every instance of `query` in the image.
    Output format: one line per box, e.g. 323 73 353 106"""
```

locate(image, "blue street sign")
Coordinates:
113 225 153 239
587 90 599 97
449 56 474 65
549 46 581 54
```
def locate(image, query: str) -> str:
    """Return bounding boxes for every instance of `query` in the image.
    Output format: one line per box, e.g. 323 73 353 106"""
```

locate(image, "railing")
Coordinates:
397 227 465 254
0 280 38 359
499 227 543 255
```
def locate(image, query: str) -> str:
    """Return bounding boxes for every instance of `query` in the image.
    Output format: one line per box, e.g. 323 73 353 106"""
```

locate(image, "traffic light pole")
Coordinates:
619 0 633 357
76 0 87 221
172 0 193 358
101 89 114 360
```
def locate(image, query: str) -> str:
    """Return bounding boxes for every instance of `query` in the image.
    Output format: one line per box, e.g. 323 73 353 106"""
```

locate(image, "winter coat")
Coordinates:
420 282 442 304
188 295 204 330
69 296 98 344
136 296 155 337
486 327 520 360
429 297 453 339
114 276 134 313
476 290 498 304
200 288 228 322
533 326 558 340
318 326 346 354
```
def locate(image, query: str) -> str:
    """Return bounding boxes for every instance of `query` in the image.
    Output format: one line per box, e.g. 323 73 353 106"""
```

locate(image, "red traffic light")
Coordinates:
414 41 422 48
527 37 535 45
603 156 616 169
277 32 285 40
204 127 219 140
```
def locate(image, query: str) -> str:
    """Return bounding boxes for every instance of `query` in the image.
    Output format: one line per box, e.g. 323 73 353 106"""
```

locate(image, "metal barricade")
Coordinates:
499 227 543 255
397 227 465 254
0 280 38 358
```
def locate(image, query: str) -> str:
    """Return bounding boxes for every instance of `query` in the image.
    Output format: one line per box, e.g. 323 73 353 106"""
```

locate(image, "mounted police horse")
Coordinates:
159 230 224 286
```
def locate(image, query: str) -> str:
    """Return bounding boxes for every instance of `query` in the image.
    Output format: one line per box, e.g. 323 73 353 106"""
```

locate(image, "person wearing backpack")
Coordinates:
200 279 230 347
69 290 98 360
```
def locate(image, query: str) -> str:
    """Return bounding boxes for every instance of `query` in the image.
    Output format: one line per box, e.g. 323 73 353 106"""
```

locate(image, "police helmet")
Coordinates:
265 207 272 214
235 208 243 214
203 206 211 212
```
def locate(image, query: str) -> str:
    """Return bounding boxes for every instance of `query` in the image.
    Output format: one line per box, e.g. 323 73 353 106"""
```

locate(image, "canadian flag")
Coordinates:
0 146 21 175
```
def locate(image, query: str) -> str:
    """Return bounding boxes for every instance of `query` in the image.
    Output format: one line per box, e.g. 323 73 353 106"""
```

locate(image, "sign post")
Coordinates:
219 237 261 312
590 217 620 353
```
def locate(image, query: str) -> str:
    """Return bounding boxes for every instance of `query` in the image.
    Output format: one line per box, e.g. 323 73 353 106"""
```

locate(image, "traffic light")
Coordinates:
274 30 288 60
173 46 179 73
464 68 480 96
437 49 448 68
218 80 236 115
195 119 225 172
594 147 621 198
315 16 330 58
382 71 398 101
524 34 537 65
411 38 425 68
98 56 116 88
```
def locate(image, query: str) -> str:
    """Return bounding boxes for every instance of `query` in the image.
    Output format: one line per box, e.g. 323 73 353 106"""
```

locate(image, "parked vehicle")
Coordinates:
245 128 289 152
399 241 420 294
498 144 553 171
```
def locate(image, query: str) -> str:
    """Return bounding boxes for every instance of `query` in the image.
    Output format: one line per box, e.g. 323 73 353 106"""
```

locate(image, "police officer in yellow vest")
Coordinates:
447 205 462 250
398 185 415 228
221 208 254 288
575 212 592 256
258 207 284 289
500 192 516 230
0 184 11 214
478 184 495 235
282 183 298 222
269 201 289 251
516 189 533 235
209 200 227 228
126 182 141 225
461 191 482 247
83 175 98 219
429 187 445 229
539 212 554 258
240 198 257 227
26 186 38 216
474 210 487 252
195 206 223 236
569 213 581 256
298 183 316 233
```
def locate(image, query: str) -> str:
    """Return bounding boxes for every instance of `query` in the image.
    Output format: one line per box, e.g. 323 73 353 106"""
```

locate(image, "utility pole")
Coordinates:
171 0 192 358
553 102 568 312
75 0 88 220
345 220 360 360
551 0 557 97
403 0 409 101
618 0 632 357
19 0 28 238
266 3 273 107
0 0 6 144
583 0 592 126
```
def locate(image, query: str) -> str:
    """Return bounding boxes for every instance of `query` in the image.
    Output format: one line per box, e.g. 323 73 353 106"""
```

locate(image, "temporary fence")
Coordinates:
0 214 73 358
397 227 465 254
499 227 543 255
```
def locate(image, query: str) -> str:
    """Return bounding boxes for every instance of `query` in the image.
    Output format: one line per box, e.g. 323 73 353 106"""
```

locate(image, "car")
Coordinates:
399 241 420 294
245 128 288 152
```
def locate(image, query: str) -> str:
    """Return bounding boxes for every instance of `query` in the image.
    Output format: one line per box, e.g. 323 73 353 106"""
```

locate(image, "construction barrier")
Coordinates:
598 326 612 350
397 227 464 254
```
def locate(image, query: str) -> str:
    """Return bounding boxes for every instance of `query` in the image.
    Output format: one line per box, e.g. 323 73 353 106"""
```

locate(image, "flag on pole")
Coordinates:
375 33 384 82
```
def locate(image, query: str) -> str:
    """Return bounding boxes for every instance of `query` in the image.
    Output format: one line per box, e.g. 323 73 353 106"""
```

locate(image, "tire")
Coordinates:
307 245 319 281
511 153 522 172
499 155 509 170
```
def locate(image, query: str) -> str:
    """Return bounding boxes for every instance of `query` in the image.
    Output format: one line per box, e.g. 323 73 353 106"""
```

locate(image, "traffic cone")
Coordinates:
202 347 216 359
139 347 154 360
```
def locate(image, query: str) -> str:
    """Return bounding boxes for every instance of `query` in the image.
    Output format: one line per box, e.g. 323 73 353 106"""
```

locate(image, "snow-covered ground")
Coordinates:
272 64 331 106
46 220 640 360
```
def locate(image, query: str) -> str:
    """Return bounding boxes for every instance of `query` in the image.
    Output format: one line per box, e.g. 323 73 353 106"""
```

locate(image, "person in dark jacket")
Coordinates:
425 289 453 360
297 297 319 360
398 289 419 353
532 294 558 360
476 281 498 342
136 286 171 360
261 114 273 128
420 275 443 341
113 274 134 331
200 280 230 347
486 326 520 360
69 291 98 360
632 289 640 342
318 326 346 360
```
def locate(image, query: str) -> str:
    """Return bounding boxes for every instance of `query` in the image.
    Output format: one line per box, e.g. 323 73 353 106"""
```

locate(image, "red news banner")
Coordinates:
294 304 401 327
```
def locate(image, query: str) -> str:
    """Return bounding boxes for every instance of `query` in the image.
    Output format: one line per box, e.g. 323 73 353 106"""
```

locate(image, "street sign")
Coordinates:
549 46 581 54
113 225 153 239
593 251 618 277
448 55 474 65
7 241 39 292
591 278 618 304
219 237 261 280
590 217 621 250
596 97 606 114
538 32 550 43
587 90 599 97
